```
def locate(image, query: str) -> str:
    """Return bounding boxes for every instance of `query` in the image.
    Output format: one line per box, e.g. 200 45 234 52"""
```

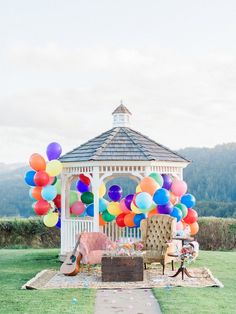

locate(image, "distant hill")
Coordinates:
0 143 236 217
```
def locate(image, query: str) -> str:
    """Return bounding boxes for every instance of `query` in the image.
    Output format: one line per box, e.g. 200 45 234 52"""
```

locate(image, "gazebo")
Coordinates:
59 104 189 257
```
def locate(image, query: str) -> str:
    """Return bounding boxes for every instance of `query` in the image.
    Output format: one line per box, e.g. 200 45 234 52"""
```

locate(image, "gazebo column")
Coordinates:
92 166 100 232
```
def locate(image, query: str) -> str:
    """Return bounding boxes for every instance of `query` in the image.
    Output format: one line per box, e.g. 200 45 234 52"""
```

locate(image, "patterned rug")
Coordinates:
22 264 223 290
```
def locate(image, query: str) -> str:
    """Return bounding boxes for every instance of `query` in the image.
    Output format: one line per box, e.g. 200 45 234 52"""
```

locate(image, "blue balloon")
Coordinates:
99 198 108 212
41 185 57 201
133 213 146 227
86 203 94 217
171 207 183 222
153 188 170 205
135 192 153 210
29 188 36 201
56 217 61 228
24 170 36 186
181 194 196 208
76 180 90 193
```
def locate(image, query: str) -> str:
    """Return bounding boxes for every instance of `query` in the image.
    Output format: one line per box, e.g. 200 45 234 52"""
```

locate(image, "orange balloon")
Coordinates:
99 213 106 226
29 153 46 171
140 177 159 196
189 222 199 235
170 192 177 205
31 186 43 201
124 213 136 227
148 207 158 218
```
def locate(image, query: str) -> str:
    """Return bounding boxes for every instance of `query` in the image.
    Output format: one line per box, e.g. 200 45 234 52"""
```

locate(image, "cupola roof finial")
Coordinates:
112 102 132 127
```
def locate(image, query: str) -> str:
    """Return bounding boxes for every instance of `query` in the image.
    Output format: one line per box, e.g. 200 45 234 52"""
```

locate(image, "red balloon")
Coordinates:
183 208 198 224
54 194 61 208
79 174 90 185
34 171 50 187
34 200 50 215
116 213 126 227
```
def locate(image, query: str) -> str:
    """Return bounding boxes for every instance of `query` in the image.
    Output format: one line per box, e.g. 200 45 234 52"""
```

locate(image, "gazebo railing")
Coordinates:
102 220 141 242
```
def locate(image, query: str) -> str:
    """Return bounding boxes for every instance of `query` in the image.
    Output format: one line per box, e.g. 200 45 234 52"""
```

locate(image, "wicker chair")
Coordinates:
140 214 177 274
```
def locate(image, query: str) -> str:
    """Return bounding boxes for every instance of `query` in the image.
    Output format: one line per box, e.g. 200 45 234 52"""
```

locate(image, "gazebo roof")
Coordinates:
60 125 189 163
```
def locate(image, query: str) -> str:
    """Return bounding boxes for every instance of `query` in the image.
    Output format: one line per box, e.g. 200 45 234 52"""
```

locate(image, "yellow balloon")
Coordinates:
131 201 143 214
43 212 59 227
107 202 122 216
99 183 106 198
46 160 63 177
136 184 142 193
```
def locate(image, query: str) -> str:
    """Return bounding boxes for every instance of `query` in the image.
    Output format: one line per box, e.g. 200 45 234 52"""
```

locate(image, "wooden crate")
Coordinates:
101 256 143 282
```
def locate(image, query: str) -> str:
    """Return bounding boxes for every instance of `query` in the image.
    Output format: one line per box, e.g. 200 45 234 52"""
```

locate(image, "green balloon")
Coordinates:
102 210 115 222
175 203 188 218
55 179 61 195
149 173 163 187
81 192 94 205
69 190 79 206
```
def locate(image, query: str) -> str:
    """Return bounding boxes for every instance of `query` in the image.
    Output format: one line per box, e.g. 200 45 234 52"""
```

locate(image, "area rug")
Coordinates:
22 265 223 290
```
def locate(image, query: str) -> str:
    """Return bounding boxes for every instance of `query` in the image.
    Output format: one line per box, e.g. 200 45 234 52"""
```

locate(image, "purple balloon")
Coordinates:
56 217 61 228
124 194 134 209
158 203 173 215
162 174 172 190
76 180 90 193
46 142 62 161
108 185 122 201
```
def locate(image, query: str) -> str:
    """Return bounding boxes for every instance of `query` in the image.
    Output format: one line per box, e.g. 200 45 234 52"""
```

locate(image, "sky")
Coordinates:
1 0 236 163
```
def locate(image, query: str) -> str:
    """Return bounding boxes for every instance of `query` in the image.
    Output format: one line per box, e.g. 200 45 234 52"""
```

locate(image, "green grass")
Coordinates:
0 249 95 314
153 250 236 314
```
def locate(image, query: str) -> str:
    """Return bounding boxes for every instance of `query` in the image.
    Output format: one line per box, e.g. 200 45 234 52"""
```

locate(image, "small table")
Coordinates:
101 255 143 282
168 253 194 280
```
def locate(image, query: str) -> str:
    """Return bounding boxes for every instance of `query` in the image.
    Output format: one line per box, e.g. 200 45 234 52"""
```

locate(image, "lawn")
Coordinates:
0 249 235 314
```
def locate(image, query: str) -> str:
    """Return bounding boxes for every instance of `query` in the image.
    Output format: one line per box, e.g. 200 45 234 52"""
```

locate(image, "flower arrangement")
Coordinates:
104 240 144 257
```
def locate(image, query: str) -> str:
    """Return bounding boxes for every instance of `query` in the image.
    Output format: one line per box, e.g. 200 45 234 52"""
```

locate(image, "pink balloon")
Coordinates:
70 201 85 215
119 198 131 214
171 179 187 197
176 221 184 231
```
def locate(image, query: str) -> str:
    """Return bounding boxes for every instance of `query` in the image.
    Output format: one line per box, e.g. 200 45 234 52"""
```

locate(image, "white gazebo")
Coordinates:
59 104 189 257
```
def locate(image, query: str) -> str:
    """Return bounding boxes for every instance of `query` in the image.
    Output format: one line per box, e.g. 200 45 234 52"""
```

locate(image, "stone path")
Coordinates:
94 288 162 314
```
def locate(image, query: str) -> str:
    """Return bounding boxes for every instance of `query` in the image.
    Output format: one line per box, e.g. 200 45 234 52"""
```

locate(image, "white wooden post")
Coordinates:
144 166 151 177
92 166 100 232
60 172 66 255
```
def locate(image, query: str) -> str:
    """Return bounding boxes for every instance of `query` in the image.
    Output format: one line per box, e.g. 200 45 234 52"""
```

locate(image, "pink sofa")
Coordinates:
78 232 114 267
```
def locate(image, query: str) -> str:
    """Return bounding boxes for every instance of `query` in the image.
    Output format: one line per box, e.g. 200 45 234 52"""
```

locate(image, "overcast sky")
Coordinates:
1 0 236 163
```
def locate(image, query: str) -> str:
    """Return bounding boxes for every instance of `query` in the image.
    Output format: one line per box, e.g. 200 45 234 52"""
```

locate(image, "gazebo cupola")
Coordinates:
59 103 190 257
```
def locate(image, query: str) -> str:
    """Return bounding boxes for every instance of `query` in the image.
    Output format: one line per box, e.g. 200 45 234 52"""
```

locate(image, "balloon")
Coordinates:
189 222 199 235
48 176 57 185
135 192 153 210
176 221 184 231
158 203 173 215
136 185 142 193
140 177 159 196
162 174 172 190
29 188 36 201
181 194 196 208
34 200 50 215
70 201 85 215
171 179 187 197
130 201 143 214
116 213 126 227
171 206 183 222
53 194 61 208
31 186 43 201
79 174 91 186
29 153 46 171
34 171 50 187
41 185 57 201
46 142 62 161
170 192 177 205
86 203 94 217
56 217 61 228
99 198 108 212
133 213 146 227
24 170 36 186
124 213 136 227
175 203 188 219
70 191 79 206
119 198 131 214
148 207 158 218
99 183 106 198
46 160 63 177
149 173 163 187
183 208 198 224
124 194 134 210
99 213 106 226
43 212 59 227
76 180 90 193
81 192 93 205
153 188 170 205
55 179 61 195
108 185 122 201
102 210 115 222
107 202 122 216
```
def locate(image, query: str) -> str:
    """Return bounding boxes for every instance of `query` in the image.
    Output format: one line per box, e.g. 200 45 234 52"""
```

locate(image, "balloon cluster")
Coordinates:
25 142 63 228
